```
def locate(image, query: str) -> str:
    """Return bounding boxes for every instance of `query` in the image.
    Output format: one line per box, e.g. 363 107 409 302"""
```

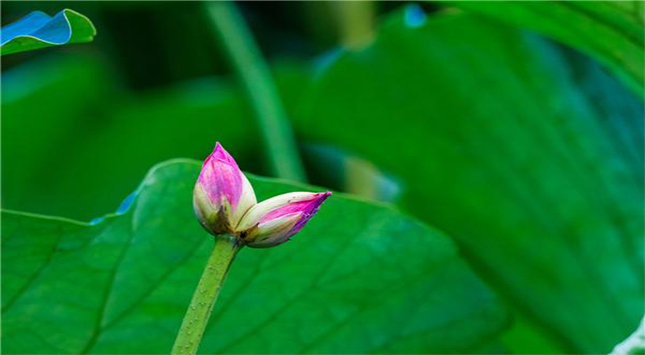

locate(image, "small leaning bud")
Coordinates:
193 142 332 248
193 143 257 235
236 192 332 248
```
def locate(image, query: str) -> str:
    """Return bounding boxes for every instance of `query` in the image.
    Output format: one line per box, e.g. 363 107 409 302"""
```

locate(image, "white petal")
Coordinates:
247 212 301 248
235 192 319 231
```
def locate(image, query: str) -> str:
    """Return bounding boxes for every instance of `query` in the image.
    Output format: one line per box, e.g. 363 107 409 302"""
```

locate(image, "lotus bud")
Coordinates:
236 191 331 248
193 143 257 235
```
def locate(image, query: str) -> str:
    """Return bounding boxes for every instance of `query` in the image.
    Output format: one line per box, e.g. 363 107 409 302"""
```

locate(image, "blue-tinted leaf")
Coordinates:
1 9 96 55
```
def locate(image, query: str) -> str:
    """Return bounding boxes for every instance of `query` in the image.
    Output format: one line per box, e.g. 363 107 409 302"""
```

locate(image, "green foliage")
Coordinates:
1 9 96 55
449 1 645 95
1 54 262 220
2 2 643 354
2 160 507 354
296 8 644 353
1 55 115 218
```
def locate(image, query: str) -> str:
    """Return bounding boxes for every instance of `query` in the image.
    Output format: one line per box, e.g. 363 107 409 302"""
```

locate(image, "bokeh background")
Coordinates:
2 1 644 354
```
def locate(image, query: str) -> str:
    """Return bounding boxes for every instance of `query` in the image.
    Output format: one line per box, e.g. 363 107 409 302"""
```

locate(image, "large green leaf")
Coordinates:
2 159 507 354
448 1 645 95
296 7 644 353
1 9 96 55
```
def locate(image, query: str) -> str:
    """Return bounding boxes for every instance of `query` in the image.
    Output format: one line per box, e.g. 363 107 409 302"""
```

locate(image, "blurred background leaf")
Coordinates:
448 1 645 96
1 9 96 55
2 160 508 354
0 52 313 219
295 6 644 354
2 54 119 218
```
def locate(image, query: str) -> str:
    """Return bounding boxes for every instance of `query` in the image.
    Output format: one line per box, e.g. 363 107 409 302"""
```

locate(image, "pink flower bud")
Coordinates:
193 143 257 235
236 191 331 248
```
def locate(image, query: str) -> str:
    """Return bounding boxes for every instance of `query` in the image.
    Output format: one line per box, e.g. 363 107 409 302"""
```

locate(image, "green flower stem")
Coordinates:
204 1 307 182
171 235 242 355
331 1 375 49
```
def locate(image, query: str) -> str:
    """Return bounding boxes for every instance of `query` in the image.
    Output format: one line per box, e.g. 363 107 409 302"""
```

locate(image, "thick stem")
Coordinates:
204 1 307 183
171 235 241 355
